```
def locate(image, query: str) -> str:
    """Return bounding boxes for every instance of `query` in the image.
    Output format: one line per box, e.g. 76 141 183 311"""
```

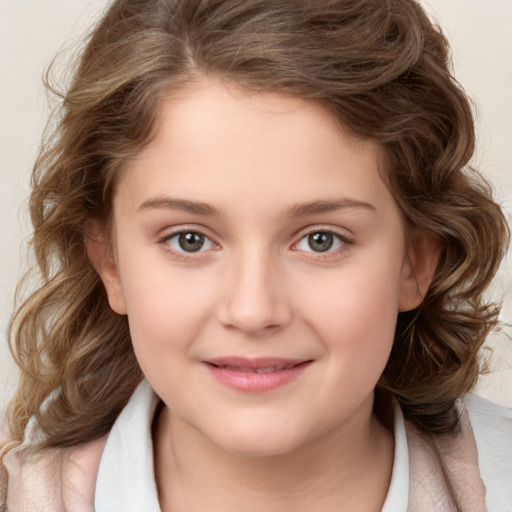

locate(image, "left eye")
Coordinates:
165 231 215 253
295 231 345 253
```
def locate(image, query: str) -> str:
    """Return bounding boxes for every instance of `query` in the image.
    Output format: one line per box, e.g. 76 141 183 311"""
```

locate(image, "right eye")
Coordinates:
162 231 215 253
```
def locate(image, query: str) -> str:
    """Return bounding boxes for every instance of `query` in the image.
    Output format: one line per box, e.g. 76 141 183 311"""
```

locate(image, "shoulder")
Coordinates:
403 395 512 511
463 392 512 421
463 394 512 510
2 380 158 511
2 435 107 511
463 393 512 453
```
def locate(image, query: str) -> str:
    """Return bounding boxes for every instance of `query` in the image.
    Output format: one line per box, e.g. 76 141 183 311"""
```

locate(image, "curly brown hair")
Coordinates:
6 0 509 449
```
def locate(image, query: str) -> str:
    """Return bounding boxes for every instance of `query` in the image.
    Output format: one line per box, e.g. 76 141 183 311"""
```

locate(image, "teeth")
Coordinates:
255 367 278 374
218 363 298 373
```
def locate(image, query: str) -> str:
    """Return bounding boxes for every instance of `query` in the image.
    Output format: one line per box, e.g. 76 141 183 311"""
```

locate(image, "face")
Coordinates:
95 80 433 456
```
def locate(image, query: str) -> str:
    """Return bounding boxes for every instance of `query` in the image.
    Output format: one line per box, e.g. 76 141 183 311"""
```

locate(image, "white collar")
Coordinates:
94 380 409 511
381 401 410 511
94 379 161 511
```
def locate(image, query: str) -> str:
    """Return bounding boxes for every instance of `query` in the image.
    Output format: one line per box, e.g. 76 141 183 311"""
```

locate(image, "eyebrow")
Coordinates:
137 197 221 215
286 199 376 217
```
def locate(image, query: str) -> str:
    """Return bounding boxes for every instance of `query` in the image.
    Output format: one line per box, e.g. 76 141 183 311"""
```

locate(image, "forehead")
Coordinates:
115 79 395 218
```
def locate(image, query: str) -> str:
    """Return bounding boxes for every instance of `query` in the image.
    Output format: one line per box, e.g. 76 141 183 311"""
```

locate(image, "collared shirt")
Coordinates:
4 380 512 511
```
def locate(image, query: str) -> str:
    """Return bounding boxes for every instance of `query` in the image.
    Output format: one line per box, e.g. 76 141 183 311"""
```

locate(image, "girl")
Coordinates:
1 0 511 510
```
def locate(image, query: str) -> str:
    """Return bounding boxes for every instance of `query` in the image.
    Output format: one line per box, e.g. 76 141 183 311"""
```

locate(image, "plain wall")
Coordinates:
1 0 511 417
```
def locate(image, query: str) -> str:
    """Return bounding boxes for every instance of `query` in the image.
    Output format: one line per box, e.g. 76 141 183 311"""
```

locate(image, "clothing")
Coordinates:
1 380 512 511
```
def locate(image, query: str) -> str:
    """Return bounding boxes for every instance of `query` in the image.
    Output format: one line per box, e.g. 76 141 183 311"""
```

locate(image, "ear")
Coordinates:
85 220 127 315
398 230 442 312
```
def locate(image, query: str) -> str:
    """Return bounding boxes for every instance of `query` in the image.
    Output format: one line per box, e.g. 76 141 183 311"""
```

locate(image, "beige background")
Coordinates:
1 0 511 418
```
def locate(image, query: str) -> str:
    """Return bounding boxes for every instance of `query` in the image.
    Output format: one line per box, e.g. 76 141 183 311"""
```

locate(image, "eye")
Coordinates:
164 231 215 253
295 231 346 253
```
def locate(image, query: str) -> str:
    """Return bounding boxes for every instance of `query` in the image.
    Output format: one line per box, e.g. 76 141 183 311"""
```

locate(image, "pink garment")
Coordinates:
406 406 487 511
1 436 105 512
0 401 501 511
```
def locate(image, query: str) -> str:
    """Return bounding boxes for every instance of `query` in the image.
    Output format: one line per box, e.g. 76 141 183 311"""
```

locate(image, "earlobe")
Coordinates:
85 221 127 315
398 230 442 312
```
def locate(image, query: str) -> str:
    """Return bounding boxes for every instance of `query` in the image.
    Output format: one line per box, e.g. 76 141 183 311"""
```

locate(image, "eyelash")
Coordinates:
157 226 353 260
158 228 219 260
292 227 353 260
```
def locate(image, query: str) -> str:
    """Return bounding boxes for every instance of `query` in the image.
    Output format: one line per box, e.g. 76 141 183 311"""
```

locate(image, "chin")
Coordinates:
207 423 309 458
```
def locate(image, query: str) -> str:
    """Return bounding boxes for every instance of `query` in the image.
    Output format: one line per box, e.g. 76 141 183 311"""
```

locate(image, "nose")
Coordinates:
216 248 292 336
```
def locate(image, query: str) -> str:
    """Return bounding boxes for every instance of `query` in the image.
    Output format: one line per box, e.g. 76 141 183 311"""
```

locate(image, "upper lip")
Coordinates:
203 357 310 372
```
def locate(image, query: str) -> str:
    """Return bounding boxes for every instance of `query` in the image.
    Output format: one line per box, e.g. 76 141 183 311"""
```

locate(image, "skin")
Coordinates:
90 79 439 511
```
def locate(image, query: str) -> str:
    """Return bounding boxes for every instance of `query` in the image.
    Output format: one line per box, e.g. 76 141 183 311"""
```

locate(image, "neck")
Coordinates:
154 397 394 512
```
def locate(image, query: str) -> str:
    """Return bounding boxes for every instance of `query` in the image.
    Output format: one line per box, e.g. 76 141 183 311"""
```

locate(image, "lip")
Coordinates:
202 357 312 392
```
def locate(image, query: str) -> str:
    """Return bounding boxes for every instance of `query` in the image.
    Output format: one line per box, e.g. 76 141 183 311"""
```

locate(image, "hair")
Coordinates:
6 0 510 449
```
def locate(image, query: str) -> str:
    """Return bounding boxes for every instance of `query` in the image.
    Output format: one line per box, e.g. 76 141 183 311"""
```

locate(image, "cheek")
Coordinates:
297 256 403 364
118 262 215 364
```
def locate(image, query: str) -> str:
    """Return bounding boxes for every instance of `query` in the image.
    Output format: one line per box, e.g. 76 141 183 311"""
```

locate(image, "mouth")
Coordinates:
202 357 312 392
204 357 310 371
207 362 304 373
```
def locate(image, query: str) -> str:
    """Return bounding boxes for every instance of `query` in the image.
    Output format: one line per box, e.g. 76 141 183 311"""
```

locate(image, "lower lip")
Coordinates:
203 362 312 392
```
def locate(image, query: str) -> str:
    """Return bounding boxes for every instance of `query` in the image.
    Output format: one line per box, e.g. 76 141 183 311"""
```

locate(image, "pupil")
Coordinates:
178 232 204 252
308 232 333 252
